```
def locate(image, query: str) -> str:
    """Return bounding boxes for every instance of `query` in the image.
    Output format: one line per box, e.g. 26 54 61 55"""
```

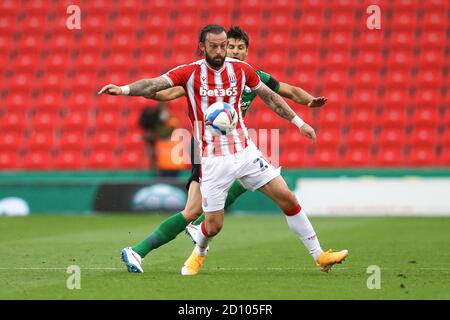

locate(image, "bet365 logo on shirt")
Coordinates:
200 86 238 97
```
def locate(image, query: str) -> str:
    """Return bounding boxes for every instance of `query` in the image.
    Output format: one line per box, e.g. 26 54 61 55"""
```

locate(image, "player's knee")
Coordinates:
182 205 202 222
280 190 299 211
206 222 222 237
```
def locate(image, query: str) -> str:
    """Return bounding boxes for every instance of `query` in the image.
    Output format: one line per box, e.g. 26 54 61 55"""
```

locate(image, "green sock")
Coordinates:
132 212 188 258
192 181 247 226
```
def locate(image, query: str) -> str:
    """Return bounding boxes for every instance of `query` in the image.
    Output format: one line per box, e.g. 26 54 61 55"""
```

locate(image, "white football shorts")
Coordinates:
200 142 280 212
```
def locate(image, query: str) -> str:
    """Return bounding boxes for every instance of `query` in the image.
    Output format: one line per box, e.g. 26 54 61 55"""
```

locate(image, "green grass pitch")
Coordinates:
0 215 449 299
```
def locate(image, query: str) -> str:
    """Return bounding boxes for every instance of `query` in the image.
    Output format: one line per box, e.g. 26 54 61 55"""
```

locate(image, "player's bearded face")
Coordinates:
204 32 227 68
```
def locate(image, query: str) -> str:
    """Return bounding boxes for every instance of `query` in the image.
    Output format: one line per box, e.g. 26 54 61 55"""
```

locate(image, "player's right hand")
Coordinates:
300 123 317 144
98 84 122 95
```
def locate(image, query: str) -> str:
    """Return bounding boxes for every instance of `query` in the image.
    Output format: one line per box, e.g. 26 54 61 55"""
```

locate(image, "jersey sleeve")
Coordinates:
162 64 193 87
240 63 262 91
257 70 281 93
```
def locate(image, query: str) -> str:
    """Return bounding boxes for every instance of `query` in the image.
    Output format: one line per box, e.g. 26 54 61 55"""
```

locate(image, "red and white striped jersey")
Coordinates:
162 57 262 157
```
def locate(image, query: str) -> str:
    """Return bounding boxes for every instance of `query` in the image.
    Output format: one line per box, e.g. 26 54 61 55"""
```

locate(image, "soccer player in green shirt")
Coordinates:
121 26 347 274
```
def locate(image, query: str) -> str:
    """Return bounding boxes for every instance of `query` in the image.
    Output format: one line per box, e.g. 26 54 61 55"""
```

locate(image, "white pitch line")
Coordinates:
0 267 121 270
0 267 448 271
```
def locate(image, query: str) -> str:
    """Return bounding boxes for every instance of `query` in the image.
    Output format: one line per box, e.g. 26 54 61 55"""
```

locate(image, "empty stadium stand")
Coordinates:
0 0 448 169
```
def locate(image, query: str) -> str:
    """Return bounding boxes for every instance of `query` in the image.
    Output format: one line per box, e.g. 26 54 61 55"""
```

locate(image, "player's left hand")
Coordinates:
300 123 317 144
308 97 327 108
98 84 122 95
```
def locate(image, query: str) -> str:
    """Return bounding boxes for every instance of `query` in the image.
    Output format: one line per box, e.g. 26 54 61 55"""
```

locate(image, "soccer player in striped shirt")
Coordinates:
99 25 348 275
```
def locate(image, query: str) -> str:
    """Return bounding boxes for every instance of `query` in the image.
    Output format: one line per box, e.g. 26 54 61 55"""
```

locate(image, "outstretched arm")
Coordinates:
98 76 172 97
255 83 316 143
144 86 186 101
277 82 327 107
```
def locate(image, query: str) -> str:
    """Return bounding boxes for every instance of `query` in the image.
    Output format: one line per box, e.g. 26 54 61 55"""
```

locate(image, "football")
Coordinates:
204 101 238 135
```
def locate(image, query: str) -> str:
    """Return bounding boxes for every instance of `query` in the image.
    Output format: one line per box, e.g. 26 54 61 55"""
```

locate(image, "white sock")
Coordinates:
194 222 213 256
194 244 209 257
285 209 323 260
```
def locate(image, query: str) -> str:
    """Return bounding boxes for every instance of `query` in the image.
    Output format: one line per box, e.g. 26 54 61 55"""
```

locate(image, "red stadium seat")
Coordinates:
388 31 414 50
297 12 324 31
16 34 45 54
70 72 98 92
411 107 439 127
379 108 409 129
292 51 320 71
105 53 135 73
114 0 143 13
78 33 106 53
390 12 418 31
418 50 445 69
42 53 70 73
350 89 378 109
118 150 148 169
34 93 63 112
419 31 446 50
311 148 341 167
343 147 372 167
10 53 40 72
9 73 34 94
378 128 407 148
111 14 140 34
65 93 96 111
353 70 381 90
322 70 350 89
423 0 448 10
407 147 437 166
327 31 353 50
3 93 31 112
414 89 441 108
296 32 322 51
266 12 295 31
387 50 414 70
58 131 87 151
61 111 90 131
73 53 102 72
27 131 56 151
0 132 24 151
441 129 450 147
94 111 121 131
327 13 356 31
89 131 118 150
53 150 83 170
322 88 347 109
138 34 167 55
30 112 59 131
384 70 412 89
22 151 51 170
408 127 437 147
0 111 28 132
315 127 342 148
46 32 76 53
354 51 383 70
85 150 116 169
323 51 351 70
437 147 450 165
0 151 20 170
39 72 67 92
374 147 404 166
280 149 309 168
382 89 411 109
346 128 374 147
356 32 384 51
415 69 444 89
421 11 447 31
121 130 145 150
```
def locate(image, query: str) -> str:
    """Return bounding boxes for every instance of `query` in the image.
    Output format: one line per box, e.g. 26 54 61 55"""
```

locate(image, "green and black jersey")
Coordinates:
241 70 280 116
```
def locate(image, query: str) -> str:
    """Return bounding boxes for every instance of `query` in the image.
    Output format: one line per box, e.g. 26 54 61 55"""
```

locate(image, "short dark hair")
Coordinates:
198 24 227 43
227 26 249 48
